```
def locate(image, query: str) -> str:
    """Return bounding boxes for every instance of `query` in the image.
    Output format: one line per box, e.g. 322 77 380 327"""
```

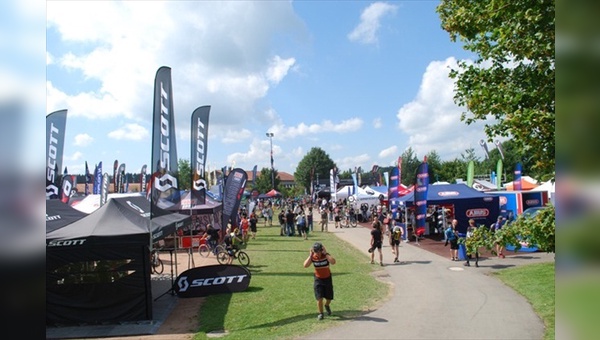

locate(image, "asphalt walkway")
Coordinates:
301 214 554 339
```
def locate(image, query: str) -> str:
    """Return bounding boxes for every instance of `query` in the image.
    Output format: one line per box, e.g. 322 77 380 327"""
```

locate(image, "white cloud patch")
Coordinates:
378 145 397 159
348 2 398 44
73 133 93 147
65 151 83 162
271 118 363 139
108 123 149 141
336 154 371 173
396 57 493 160
266 56 296 84
222 128 253 144
373 117 382 128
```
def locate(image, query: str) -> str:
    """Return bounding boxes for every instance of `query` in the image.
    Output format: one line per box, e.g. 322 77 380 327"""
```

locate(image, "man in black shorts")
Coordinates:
303 242 336 320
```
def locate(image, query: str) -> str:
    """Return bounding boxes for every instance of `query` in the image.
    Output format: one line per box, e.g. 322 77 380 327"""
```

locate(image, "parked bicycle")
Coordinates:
216 242 250 266
198 237 226 257
150 248 164 274
340 210 358 228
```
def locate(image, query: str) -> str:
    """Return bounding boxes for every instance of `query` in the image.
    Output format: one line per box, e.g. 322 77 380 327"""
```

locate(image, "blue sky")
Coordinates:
45 1 494 178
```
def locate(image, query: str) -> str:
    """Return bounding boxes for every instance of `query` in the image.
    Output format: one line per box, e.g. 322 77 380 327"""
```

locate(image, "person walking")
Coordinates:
278 210 286 236
249 212 258 240
307 206 314 233
491 215 506 258
303 242 336 320
464 219 479 267
320 206 329 232
285 209 295 236
390 225 403 263
296 212 308 240
445 219 459 261
370 220 384 266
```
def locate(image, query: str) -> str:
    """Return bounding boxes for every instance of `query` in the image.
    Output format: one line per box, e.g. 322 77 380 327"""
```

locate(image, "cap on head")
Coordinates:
313 242 323 253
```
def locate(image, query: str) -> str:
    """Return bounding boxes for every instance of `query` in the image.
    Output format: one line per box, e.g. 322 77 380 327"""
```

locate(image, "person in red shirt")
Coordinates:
240 213 250 242
303 242 336 320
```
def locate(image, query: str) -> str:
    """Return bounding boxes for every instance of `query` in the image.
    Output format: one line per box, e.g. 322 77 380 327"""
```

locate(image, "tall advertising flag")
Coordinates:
467 161 475 188
513 162 522 191
84 161 91 196
397 157 403 194
117 163 126 193
140 164 148 193
60 174 74 204
93 161 102 194
329 168 336 203
388 166 399 201
252 165 258 186
221 168 248 233
100 172 109 207
413 161 429 232
496 159 503 190
113 159 118 193
191 105 211 205
151 66 181 213
46 109 67 200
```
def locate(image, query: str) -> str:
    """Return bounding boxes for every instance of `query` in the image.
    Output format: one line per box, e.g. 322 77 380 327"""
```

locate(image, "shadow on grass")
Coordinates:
250 271 351 277
239 309 388 331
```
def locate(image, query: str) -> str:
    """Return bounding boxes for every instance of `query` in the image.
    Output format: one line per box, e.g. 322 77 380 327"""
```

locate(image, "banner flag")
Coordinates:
60 174 74 204
496 159 503 190
382 171 389 188
252 165 257 187
357 166 362 186
351 172 358 195
495 140 505 160
413 161 429 232
467 161 475 188
93 161 102 194
221 168 248 233
116 163 125 193
140 164 148 193
46 109 68 200
479 139 490 159
330 167 339 203
191 105 211 205
397 157 403 193
113 159 118 193
100 172 109 207
513 162 522 191
388 166 399 200
151 66 181 214
84 161 90 196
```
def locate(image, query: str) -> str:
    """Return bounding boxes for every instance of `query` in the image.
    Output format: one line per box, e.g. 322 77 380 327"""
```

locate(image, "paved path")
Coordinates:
302 214 554 339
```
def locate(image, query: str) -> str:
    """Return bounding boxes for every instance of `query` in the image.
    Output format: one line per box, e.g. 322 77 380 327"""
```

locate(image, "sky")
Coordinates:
45 1 497 179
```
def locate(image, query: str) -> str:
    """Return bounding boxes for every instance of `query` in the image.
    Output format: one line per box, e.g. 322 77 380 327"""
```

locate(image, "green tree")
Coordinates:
438 158 466 183
178 158 191 191
426 150 443 183
437 0 555 176
400 147 420 185
294 147 336 193
254 167 279 193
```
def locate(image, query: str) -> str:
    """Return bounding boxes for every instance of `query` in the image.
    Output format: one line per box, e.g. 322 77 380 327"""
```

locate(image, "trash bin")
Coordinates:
457 232 467 260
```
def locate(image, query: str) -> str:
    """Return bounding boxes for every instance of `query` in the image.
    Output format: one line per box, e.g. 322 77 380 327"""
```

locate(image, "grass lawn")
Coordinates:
192 220 391 339
493 262 555 340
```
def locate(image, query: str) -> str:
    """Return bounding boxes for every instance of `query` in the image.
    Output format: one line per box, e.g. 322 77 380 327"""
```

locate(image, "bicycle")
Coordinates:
150 248 164 274
216 243 250 267
341 212 358 228
198 237 226 257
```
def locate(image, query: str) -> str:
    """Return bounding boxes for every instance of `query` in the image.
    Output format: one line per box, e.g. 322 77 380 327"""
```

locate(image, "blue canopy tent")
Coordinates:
391 183 500 234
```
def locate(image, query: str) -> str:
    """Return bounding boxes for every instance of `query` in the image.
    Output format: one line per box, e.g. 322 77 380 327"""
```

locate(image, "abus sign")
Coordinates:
437 191 459 197
466 209 490 218
175 264 251 298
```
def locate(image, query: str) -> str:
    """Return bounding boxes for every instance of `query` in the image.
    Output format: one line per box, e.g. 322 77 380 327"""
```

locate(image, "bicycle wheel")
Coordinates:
216 250 230 265
350 217 357 227
215 244 226 255
198 244 210 257
237 251 250 267
153 257 164 274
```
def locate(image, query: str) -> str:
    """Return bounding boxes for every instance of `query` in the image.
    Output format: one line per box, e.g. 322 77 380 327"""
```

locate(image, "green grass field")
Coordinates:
493 262 555 340
192 223 391 339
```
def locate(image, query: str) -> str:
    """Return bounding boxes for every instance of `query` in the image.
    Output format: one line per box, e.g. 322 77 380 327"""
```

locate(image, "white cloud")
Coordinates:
396 57 493 160
378 145 397 159
266 56 296 84
73 133 93 147
336 154 371 173
373 117 382 128
348 2 398 44
108 123 149 141
271 118 363 139
65 151 83 162
222 129 253 144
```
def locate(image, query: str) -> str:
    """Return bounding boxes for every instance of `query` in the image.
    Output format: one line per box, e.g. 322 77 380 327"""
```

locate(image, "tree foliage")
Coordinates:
178 158 191 191
253 167 280 193
294 147 336 192
437 0 555 177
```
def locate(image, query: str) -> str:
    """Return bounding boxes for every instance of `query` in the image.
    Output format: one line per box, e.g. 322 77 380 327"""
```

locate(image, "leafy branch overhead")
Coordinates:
437 0 555 176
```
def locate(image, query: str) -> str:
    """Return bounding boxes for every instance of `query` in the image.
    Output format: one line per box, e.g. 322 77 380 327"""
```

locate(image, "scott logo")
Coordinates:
193 116 207 191
159 82 171 170
47 123 60 184
48 238 86 247
154 173 178 192
177 274 248 292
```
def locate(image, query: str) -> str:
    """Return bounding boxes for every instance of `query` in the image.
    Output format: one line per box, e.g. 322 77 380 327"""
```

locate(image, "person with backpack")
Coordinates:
296 212 307 240
391 225 403 263
445 219 459 261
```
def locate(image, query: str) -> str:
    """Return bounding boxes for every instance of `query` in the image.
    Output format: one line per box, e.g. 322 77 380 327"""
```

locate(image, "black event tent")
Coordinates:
46 196 191 326
46 199 88 233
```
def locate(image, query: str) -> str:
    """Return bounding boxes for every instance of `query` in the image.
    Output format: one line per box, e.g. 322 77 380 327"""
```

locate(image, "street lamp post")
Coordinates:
266 132 274 190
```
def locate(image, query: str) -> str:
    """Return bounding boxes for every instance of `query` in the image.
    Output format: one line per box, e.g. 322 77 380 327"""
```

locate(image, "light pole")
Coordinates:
266 132 274 190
